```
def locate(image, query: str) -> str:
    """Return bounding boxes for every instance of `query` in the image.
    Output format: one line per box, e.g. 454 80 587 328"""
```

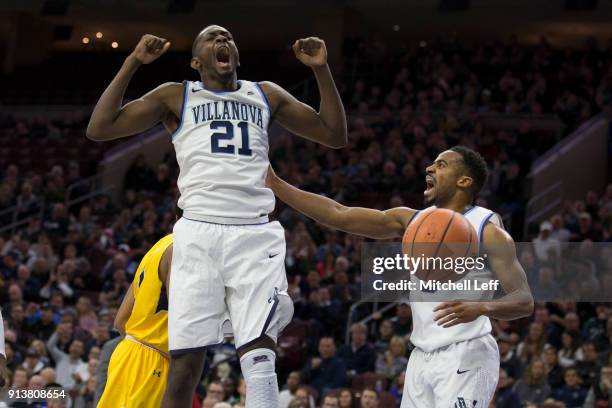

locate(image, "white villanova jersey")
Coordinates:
172 80 274 223
409 206 503 352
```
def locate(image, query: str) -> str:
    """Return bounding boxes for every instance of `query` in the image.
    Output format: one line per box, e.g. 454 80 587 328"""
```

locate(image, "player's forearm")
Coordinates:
0 310 5 358
312 64 347 148
482 289 534 320
86 55 141 141
269 173 346 230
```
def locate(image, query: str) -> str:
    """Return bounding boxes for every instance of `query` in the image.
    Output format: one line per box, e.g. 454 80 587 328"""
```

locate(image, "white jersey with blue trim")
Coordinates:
408 206 503 352
172 80 274 222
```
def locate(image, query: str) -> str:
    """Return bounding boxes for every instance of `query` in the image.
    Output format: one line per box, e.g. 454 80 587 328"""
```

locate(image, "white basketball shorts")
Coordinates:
401 334 499 408
168 217 293 354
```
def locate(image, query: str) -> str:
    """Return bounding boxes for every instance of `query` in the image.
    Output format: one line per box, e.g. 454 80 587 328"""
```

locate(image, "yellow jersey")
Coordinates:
124 234 173 354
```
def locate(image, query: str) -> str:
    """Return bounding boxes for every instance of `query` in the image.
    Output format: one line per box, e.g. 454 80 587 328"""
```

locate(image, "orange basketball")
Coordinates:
402 208 479 282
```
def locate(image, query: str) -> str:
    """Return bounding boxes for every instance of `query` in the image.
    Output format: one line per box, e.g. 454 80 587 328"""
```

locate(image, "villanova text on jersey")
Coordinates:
191 100 265 130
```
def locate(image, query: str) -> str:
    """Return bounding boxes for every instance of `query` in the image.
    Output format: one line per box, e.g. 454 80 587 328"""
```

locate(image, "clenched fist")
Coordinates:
292 37 327 68
131 34 171 65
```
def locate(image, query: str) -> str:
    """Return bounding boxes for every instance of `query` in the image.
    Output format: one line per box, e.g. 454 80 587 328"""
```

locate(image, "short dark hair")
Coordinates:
361 388 379 399
192 25 220 56
449 145 489 195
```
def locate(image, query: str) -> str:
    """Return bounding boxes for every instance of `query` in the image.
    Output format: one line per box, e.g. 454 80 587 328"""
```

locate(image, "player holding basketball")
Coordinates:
266 146 534 408
87 26 347 408
97 234 173 407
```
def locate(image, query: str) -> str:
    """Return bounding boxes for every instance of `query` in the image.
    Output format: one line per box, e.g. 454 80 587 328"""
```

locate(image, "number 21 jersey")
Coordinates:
172 80 274 221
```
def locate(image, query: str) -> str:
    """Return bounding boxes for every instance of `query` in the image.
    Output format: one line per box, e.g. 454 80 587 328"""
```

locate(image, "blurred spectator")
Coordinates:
533 222 561 263
338 388 355 408
373 319 394 355
321 393 339 408
533 266 562 300
499 338 523 380
292 386 316 408
21 346 45 375
575 342 601 387
512 359 551 404
583 365 612 408
358 388 379 408
550 215 571 242
495 368 521 408
551 367 587 407
517 323 550 363
543 345 564 389
338 323 376 376
375 336 408 380
388 371 405 404
46 330 86 390
390 303 411 338
280 371 302 408
301 337 347 397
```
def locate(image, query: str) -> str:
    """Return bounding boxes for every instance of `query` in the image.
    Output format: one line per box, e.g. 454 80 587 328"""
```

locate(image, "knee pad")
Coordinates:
240 348 276 379
263 292 294 343
240 348 279 407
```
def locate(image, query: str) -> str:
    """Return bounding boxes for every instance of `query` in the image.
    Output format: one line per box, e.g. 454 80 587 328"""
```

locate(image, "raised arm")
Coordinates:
86 35 181 141
46 330 67 362
267 166 413 239
434 223 534 327
259 38 347 149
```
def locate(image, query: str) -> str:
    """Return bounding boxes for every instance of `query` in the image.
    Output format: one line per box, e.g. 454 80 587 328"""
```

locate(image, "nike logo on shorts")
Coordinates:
456 369 470 374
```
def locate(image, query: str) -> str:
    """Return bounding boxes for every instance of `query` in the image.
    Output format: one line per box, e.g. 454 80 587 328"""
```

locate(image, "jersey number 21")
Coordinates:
210 120 252 156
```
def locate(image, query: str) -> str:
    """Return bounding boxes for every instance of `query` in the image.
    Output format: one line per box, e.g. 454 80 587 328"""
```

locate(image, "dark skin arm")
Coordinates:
267 166 414 238
158 244 173 300
433 223 534 327
260 37 347 149
114 244 173 335
0 310 7 387
0 355 6 388
86 34 182 141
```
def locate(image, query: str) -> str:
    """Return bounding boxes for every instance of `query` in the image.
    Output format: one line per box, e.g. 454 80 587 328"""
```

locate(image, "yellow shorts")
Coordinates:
97 338 168 408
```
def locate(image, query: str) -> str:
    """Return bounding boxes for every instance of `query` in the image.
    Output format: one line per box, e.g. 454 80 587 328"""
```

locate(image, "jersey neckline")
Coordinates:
195 80 243 95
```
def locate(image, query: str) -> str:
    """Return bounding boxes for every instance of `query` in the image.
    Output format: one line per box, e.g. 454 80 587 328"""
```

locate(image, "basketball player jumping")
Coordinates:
266 146 534 408
97 235 173 407
87 26 347 407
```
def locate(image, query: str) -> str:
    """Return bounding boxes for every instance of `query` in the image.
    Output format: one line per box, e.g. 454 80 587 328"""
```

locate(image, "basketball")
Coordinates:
402 208 479 282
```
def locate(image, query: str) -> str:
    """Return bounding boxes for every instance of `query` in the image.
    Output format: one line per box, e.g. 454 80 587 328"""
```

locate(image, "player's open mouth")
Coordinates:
425 176 435 193
215 46 230 67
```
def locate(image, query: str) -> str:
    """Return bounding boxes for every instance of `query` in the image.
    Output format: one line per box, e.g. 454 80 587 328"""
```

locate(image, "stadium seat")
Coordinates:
351 372 388 393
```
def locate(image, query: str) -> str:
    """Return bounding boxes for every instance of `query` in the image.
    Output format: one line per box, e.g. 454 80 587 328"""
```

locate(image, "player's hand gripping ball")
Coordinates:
131 34 171 65
293 37 327 68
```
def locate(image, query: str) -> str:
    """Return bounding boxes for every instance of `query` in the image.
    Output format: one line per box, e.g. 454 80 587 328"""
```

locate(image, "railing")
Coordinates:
0 205 45 236
344 294 401 344
523 180 564 238
0 174 116 236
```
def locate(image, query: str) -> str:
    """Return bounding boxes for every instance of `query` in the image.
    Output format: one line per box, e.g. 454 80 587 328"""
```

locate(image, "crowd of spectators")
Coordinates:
0 36 611 408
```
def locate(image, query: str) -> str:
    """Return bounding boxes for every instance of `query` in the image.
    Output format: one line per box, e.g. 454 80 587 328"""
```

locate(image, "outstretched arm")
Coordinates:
267 166 412 239
87 35 180 141
260 38 347 149
434 223 534 327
